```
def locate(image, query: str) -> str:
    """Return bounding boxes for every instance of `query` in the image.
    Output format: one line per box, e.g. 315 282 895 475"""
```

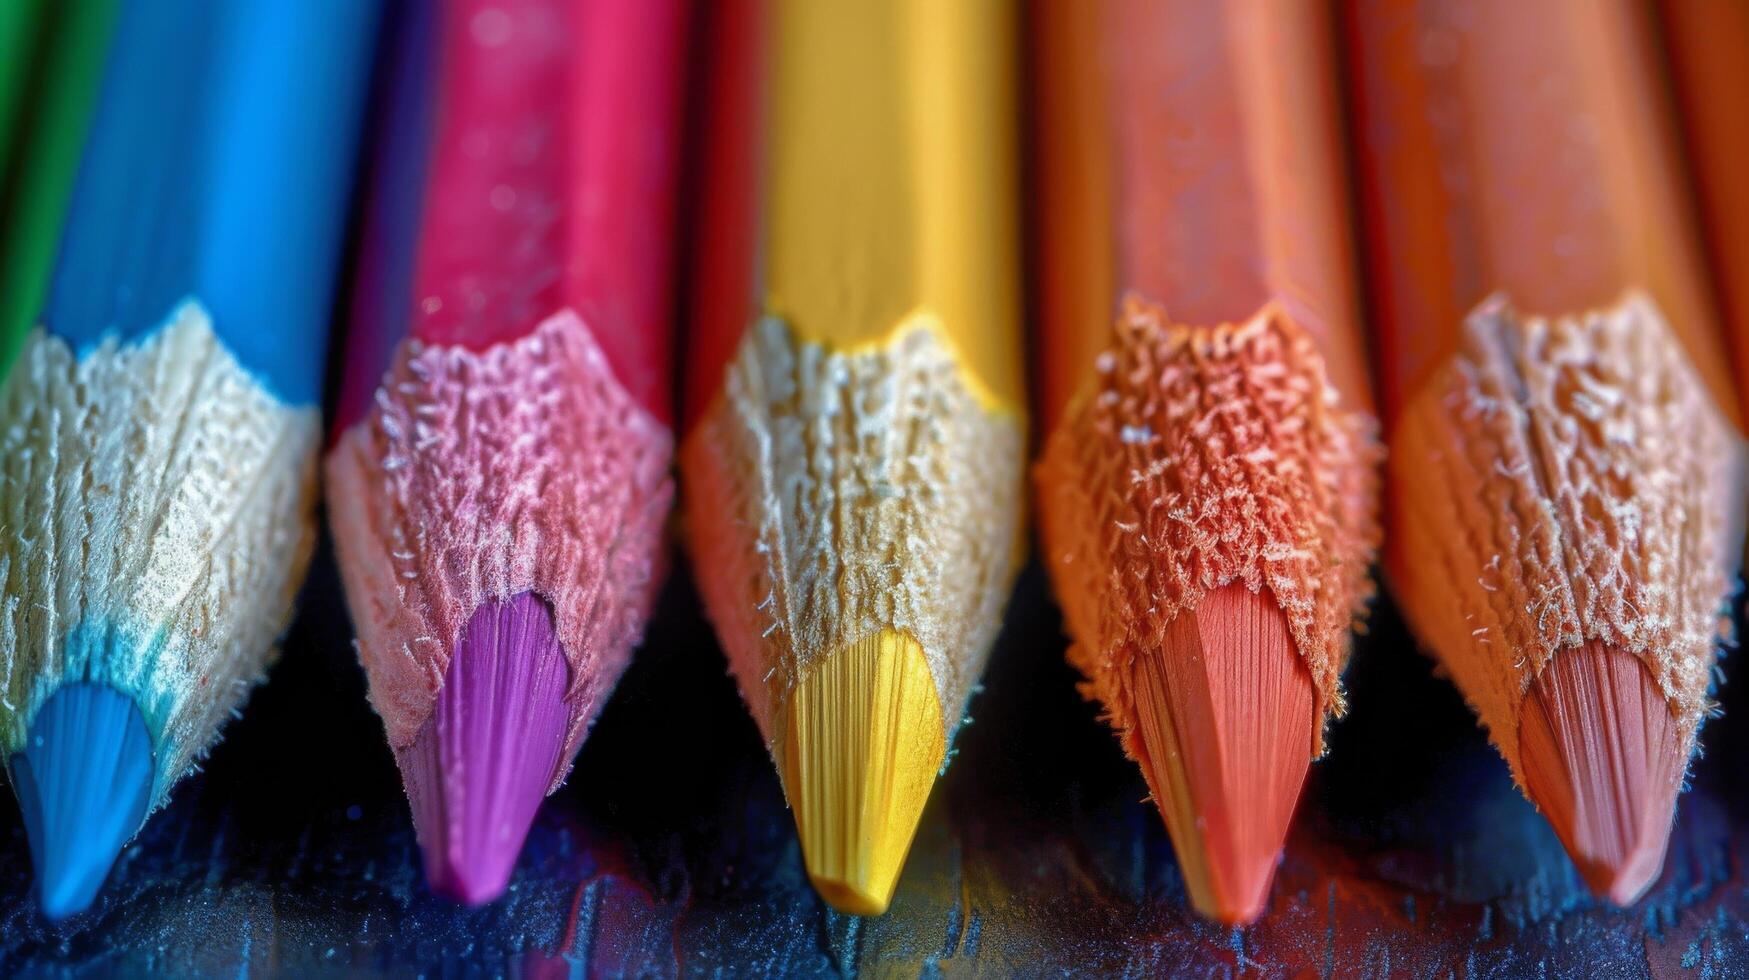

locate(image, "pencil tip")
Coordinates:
1128 585 1315 925
399 592 572 906
781 629 946 916
9 682 154 921
1519 641 1684 905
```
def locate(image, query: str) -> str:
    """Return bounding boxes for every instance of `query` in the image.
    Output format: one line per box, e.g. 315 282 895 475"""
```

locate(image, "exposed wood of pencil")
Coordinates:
683 0 1024 916
1345 0 1745 905
1031 0 1379 925
323 0 684 904
0 0 378 919
1659 0 1749 412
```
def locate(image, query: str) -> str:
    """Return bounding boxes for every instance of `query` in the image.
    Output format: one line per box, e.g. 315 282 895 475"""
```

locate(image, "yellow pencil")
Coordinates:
682 0 1025 916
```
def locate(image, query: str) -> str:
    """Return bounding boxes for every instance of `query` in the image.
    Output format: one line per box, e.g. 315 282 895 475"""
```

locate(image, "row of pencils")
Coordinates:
0 0 1745 929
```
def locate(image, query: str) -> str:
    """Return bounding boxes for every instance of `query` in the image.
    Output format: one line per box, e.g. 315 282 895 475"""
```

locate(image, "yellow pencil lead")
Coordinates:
780 629 944 916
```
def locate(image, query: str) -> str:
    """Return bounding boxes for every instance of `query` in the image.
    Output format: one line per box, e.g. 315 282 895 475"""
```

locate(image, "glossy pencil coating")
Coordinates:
0 0 120 378
1031 0 1379 924
324 0 687 903
0 0 44 172
44 0 378 400
0 0 381 917
684 0 1025 915
1346 0 1745 903
1660 0 1749 408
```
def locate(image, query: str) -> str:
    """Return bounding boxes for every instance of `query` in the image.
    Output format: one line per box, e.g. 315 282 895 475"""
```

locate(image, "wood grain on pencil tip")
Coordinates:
1032 0 1380 924
684 0 1024 916
1346 0 1746 904
0 0 379 918
324 0 685 904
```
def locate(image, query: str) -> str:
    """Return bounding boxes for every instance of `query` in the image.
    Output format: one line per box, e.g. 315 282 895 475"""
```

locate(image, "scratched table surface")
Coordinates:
1 543 1746 978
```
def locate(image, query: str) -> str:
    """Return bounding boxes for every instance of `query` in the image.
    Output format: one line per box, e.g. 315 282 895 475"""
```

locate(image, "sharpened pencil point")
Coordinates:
1127 585 1315 925
1519 641 1684 905
399 592 571 906
9 682 154 921
780 629 946 917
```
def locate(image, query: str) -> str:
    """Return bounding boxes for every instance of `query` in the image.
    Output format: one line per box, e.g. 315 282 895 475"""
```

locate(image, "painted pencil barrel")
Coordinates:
1345 0 1746 905
1659 0 1749 420
683 0 1025 917
0 0 119 379
0 0 381 919
324 0 687 905
1031 0 1380 925
0 0 45 181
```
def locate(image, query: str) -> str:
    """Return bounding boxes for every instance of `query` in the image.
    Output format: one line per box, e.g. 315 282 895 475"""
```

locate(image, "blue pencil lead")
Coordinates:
10 682 153 921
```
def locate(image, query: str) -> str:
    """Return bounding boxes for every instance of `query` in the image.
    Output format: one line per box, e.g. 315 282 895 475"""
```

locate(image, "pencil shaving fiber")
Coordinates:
1038 296 1380 753
1389 292 1744 777
0 307 319 804
684 316 1022 748
326 310 673 787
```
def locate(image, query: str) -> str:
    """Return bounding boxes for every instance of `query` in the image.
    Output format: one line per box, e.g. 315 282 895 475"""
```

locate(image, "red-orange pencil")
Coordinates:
1659 0 1749 397
1346 0 1746 903
1032 0 1381 925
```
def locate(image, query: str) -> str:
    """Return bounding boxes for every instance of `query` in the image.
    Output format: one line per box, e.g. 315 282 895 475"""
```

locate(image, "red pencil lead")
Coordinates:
1519 642 1685 905
1127 585 1315 925
1346 0 1744 902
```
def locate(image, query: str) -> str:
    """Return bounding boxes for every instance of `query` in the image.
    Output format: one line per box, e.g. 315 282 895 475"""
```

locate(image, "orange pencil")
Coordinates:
1032 0 1380 924
1346 0 1746 903
1660 0 1749 395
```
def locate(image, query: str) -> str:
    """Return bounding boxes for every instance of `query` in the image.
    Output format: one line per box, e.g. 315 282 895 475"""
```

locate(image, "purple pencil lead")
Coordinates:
396 592 572 904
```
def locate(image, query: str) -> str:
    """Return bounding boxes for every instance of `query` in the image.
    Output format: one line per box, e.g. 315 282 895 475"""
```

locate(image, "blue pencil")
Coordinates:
0 0 380 919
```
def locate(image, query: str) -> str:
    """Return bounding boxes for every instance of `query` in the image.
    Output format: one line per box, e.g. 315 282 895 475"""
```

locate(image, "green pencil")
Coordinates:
0 0 118 378
0 0 45 170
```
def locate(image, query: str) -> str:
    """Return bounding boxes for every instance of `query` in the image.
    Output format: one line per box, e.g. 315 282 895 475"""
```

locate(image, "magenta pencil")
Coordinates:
325 0 687 903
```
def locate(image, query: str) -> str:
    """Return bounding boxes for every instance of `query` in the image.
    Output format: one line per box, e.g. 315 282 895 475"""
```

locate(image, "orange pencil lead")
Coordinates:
1346 0 1746 903
1129 586 1315 925
1519 643 1685 904
1032 0 1380 924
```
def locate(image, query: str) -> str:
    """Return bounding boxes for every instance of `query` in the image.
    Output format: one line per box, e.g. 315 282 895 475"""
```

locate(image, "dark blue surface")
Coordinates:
40 0 380 405
0 554 1744 976
8 682 153 923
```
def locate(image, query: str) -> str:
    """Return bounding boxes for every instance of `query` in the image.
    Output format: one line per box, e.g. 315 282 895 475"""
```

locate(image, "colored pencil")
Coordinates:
0 0 380 919
1660 0 1749 391
684 0 1025 916
326 0 687 904
0 0 117 380
0 0 43 171
1345 0 1746 903
1032 0 1381 925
